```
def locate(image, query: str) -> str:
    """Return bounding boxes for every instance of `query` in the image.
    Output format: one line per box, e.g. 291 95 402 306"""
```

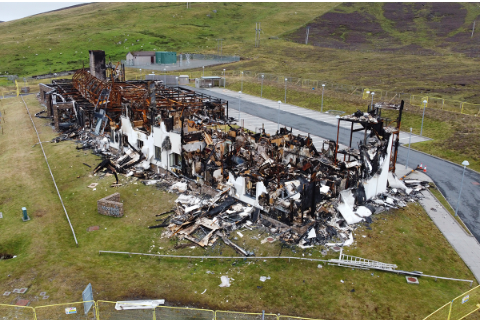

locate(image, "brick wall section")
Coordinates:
97 193 124 217
38 84 53 105
38 84 54 116
53 102 74 131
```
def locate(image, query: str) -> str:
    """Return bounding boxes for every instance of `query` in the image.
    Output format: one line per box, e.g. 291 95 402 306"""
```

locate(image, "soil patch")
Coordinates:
287 10 398 51
34 209 47 218
0 253 14 260
286 2 478 55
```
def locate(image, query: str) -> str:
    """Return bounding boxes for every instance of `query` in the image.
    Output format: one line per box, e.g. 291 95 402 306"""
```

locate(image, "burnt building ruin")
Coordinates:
37 52 425 253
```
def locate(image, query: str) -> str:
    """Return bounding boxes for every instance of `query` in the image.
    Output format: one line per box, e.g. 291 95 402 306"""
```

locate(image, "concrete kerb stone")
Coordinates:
97 193 124 217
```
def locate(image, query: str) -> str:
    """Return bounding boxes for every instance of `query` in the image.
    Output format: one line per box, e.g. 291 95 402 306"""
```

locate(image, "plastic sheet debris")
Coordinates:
170 182 187 193
259 276 271 282
115 300 165 310
219 276 232 287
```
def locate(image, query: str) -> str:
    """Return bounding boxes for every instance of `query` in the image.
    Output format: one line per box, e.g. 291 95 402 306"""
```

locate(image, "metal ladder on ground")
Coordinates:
328 248 398 271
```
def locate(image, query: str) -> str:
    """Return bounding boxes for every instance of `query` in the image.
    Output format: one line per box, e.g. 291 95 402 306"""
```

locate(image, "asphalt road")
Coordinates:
190 87 480 242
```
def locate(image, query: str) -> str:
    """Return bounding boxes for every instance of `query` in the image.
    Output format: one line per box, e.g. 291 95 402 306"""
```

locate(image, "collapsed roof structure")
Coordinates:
37 51 426 254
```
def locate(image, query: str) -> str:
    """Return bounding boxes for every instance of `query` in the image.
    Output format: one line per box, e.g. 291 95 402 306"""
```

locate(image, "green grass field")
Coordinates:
0 95 478 319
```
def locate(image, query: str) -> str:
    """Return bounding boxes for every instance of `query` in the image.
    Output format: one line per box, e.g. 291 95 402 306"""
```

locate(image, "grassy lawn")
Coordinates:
0 95 478 319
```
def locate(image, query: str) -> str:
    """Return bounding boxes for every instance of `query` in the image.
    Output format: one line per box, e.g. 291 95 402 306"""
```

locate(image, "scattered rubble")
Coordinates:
36 51 431 256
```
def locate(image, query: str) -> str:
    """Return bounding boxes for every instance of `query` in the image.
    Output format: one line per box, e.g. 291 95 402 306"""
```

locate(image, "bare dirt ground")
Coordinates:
286 3 480 55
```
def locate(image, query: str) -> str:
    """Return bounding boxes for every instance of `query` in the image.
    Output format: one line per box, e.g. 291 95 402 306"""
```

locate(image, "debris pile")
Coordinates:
37 52 429 254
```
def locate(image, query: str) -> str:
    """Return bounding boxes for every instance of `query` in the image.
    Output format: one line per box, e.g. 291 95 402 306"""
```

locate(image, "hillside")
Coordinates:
1 2 480 104
0 2 337 76
285 2 480 55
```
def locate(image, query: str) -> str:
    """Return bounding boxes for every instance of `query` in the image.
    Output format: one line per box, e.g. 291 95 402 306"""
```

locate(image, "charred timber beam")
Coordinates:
391 100 404 173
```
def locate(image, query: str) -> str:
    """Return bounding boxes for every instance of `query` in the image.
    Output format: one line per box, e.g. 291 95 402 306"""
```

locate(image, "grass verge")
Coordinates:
0 95 477 319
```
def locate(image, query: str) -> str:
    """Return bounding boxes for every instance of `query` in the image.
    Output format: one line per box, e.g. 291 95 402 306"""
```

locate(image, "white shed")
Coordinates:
126 51 156 66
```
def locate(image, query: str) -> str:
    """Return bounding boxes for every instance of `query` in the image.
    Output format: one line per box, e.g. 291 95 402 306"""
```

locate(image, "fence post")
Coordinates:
95 301 100 320
447 300 453 320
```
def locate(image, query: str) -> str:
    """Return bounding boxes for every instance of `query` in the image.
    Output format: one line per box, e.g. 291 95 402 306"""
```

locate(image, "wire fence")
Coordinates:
0 300 323 320
34 301 97 320
96 300 153 320
221 71 480 116
0 303 36 319
0 74 72 98
4 66 479 117
1 292 479 320
135 69 478 116
423 285 480 319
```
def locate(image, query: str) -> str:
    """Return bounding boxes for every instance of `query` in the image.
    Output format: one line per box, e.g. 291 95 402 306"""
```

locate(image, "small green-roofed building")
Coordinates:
156 52 177 64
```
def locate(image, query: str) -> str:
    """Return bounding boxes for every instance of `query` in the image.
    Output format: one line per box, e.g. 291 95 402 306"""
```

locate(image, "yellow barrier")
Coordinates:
424 285 480 319
362 88 370 99
422 302 452 320
14 80 19 97
461 102 480 115
279 316 326 320
4 296 480 320
96 300 154 320
449 285 480 320
34 300 96 320
0 303 36 320
157 305 214 320
215 310 277 320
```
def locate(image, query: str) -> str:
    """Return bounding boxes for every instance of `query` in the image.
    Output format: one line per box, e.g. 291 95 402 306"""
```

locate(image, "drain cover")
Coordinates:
406 276 419 284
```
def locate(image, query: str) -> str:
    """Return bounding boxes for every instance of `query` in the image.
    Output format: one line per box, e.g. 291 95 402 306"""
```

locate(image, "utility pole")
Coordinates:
305 26 310 45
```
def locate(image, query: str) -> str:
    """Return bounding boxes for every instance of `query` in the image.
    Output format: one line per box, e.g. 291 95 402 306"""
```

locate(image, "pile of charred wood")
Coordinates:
36 66 429 254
